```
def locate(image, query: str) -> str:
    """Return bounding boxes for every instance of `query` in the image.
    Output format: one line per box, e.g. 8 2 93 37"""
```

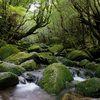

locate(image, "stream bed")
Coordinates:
0 66 99 100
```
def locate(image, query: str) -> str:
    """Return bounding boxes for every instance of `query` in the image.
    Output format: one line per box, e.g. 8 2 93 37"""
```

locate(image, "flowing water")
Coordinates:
0 61 98 100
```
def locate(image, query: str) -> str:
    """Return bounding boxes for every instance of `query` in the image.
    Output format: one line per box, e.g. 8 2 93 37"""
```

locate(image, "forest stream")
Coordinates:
0 59 99 100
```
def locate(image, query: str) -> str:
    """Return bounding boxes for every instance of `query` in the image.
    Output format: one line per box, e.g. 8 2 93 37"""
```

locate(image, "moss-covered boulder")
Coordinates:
39 63 73 93
63 59 77 67
0 72 19 89
21 59 36 71
48 44 63 55
67 50 90 61
5 52 39 65
59 49 67 57
28 44 42 52
95 67 100 78
37 52 57 64
85 62 98 71
76 78 100 97
0 45 20 60
79 59 90 67
0 62 25 75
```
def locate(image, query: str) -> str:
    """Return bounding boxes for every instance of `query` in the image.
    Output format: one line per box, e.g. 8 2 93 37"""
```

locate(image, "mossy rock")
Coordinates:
56 57 67 64
0 62 25 75
28 44 42 52
48 44 63 55
85 62 98 71
67 50 90 61
0 72 18 89
95 58 100 63
59 49 67 57
0 45 20 60
95 66 100 78
63 59 77 67
79 59 90 67
39 63 73 94
76 78 100 97
21 59 37 71
37 52 57 64
0 40 7 48
5 52 39 65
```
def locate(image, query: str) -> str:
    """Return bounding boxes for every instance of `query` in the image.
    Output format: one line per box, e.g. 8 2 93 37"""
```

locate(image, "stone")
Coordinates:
39 63 73 93
79 59 90 67
48 44 63 55
0 45 20 60
76 78 100 97
21 59 36 71
0 72 18 89
0 62 25 75
67 50 90 61
5 52 39 65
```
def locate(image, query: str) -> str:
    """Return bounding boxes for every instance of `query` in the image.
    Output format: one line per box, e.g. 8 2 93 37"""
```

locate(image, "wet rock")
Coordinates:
76 78 100 97
67 50 91 61
22 73 37 83
0 45 20 60
0 72 18 89
0 62 25 75
19 76 26 84
39 63 73 94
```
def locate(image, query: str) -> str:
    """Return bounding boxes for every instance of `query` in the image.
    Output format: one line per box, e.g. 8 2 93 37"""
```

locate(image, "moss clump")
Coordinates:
63 59 77 67
21 59 37 71
48 44 63 55
0 45 20 60
0 72 19 89
95 66 100 78
0 62 25 75
5 52 38 65
39 63 73 94
76 78 100 97
67 50 90 61
79 59 90 67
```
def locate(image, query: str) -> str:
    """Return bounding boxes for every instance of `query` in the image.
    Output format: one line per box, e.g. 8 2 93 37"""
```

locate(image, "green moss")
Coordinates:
0 72 19 89
95 66 100 78
76 78 100 97
39 63 73 94
67 50 90 61
0 62 25 75
95 58 100 63
48 44 63 55
0 45 20 60
63 59 77 67
5 52 38 64
21 60 37 71
79 59 90 67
